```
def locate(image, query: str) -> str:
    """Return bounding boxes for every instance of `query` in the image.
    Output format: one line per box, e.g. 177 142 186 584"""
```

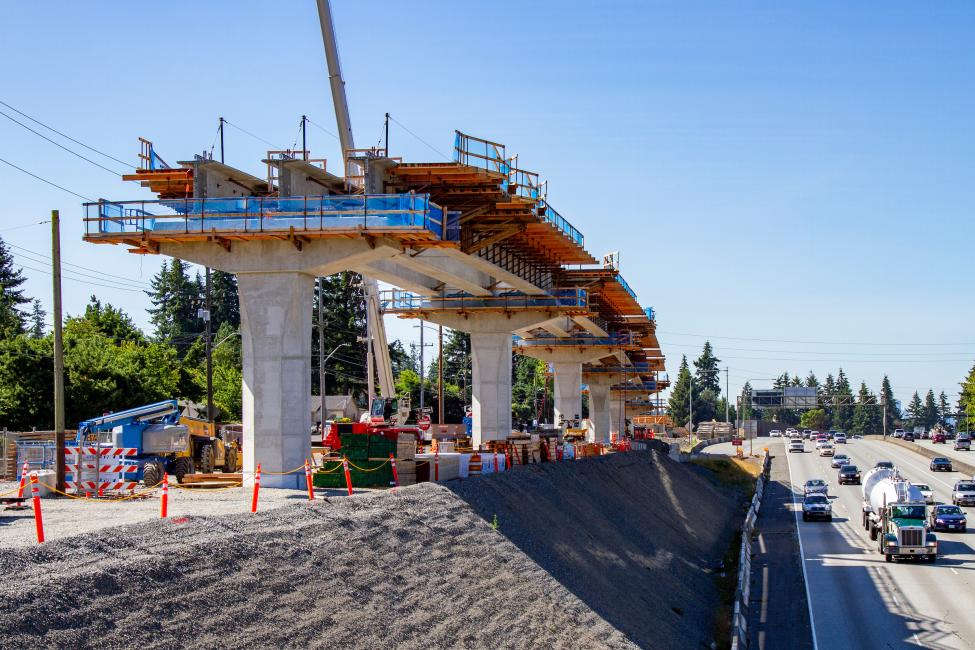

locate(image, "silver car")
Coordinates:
804 479 829 497
830 454 850 468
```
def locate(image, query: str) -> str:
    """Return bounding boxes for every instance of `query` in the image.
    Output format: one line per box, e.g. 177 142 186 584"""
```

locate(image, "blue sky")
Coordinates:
0 1 972 409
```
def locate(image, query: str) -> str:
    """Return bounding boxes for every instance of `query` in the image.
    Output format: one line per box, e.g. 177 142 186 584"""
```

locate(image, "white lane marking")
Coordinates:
784 445 820 650
893 594 900 606
913 632 922 647
863 439 956 492
951 568 959 575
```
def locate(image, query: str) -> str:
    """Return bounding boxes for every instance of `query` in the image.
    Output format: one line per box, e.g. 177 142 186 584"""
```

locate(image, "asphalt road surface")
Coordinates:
909 438 975 472
705 436 975 650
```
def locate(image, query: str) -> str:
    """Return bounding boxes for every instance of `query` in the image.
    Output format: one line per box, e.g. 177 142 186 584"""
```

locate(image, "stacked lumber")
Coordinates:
397 432 416 486
1 431 74 480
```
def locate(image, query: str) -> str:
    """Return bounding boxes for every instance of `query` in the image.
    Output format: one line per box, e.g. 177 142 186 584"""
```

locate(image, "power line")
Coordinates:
0 219 50 233
0 108 126 176
660 340 975 358
222 119 283 150
0 156 94 201
6 242 148 288
658 330 975 347
17 262 145 293
387 115 452 161
305 117 340 141
0 99 135 168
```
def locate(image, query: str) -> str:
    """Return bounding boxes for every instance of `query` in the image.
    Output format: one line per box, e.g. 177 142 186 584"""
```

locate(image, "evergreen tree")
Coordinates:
0 237 28 338
880 375 899 429
693 341 721 394
833 368 854 431
805 372 819 389
668 355 692 428
959 364 975 433
906 391 924 428
28 299 46 339
740 381 755 422
923 389 939 429
938 391 951 427
822 374 836 426
147 259 200 355
852 382 881 435
313 272 367 400
209 270 239 332
78 296 144 342
791 375 803 387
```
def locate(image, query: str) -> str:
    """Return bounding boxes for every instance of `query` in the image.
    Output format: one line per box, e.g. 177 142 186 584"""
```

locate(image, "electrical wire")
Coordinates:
306 117 340 141
0 156 94 201
659 341 975 359
387 115 452 161
0 108 126 175
5 242 149 288
0 219 50 233
0 99 135 168
222 119 283 150
17 262 145 293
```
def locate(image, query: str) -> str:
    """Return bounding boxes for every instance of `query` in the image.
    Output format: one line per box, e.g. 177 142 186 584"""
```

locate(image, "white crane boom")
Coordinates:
315 0 395 402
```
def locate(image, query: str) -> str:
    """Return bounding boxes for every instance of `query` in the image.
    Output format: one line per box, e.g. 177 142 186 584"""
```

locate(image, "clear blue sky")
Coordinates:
1 1 972 409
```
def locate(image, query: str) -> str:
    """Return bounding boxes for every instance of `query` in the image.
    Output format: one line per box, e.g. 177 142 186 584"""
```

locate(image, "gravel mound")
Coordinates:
0 483 634 649
0 449 738 649
449 449 740 649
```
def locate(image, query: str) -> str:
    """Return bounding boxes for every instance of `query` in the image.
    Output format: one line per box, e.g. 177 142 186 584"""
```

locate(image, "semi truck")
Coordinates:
861 467 938 563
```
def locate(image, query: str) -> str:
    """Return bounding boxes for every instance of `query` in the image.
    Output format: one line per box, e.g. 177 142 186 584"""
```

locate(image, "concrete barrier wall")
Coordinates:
730 452 771 650
868 435 975 476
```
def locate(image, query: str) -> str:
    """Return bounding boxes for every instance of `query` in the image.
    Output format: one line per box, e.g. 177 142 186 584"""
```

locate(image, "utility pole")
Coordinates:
204 268 213 422
318 277 325 404
688 376 694 437
51 210 65 493
385 112 390 153
438 325 444 424
302 114 308 160
724 367 730 423
419 325 425 411
219 117 225 163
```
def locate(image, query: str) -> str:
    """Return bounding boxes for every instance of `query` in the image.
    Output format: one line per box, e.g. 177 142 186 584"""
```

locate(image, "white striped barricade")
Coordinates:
64 445 140 495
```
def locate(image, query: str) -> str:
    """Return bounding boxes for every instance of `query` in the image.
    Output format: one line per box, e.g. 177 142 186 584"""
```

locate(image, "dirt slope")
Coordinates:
449 449 741 649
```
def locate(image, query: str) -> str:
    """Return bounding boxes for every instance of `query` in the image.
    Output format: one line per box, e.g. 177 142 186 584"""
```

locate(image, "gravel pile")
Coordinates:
0 483 634 649
0 449 739 649
449 449 740 649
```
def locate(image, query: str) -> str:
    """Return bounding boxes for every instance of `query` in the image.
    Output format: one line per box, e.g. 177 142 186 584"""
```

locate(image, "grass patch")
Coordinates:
710 530 743 650
690 456 762 495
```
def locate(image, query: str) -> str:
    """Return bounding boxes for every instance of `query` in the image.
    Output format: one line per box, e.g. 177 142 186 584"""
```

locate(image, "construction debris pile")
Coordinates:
0 449 738 649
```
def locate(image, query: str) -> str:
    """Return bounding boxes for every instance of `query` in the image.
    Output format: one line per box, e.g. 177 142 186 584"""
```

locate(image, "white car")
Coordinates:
834 433 847 444
819 443 835 457
770 429 782 438
815 438 828 449
830 453 850 468
789 440 804 453
914 483 934 504
786 428 799 438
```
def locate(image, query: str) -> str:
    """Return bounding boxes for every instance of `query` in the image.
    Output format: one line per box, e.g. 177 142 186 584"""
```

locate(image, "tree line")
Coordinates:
667 338 973 436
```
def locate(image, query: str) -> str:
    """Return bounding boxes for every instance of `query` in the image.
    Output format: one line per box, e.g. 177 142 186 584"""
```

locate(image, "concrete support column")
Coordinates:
552 362 583 427
239 272 314 488
609 395 624 439
470 330 513 448
587 376 613 443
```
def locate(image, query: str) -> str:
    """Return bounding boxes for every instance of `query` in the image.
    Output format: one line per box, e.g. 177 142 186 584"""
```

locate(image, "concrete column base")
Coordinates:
552 362 583 427
470 330 513 448
587 376 613 443
239 271 314 489
609 397 624 439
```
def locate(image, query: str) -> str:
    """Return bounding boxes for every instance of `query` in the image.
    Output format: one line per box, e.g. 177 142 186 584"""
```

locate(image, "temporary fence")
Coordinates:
730 451 771 650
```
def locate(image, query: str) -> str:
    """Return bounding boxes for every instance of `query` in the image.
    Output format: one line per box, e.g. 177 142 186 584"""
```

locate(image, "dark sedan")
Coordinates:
929 505 967 532
930 457 953 472
838 465 861 485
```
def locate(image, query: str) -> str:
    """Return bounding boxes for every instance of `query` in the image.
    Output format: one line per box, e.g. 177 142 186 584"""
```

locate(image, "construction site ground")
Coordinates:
0 449 744 649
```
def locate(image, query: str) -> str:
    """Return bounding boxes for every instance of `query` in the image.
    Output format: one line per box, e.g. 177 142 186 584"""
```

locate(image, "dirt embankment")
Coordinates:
0 450 741 649
450 449 742 649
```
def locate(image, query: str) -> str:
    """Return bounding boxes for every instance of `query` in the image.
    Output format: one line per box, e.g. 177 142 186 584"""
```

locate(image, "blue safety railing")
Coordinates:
616 274 637 300
509 168 541 201
534 200 584 247
644 306 655 322
513 332 637 347
84 193 450 240
611 381 658 391
585 363 655 374
380 288 587 312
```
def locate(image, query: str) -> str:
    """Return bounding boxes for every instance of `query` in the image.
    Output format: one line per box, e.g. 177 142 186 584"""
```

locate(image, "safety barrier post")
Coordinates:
342 456 353 496
30 472 44 543
251 463 262 513
17 461 28 498
304 459 315 501
493 452 499 474
389 453 400 488
160 473 169 518
434 450 440 482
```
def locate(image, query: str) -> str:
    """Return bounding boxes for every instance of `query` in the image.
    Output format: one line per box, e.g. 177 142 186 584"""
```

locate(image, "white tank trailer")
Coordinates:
861 467 937 562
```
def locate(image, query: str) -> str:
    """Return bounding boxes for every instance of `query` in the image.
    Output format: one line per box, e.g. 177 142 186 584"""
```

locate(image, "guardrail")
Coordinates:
731 451 771 650
378 288 588 313
534 200 584 247
83 193 448 240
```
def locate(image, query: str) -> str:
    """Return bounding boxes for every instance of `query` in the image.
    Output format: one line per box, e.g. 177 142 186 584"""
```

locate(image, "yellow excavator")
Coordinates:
176 416 241 476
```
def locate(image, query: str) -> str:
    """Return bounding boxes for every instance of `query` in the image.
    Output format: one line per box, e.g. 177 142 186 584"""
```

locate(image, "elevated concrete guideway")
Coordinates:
84 128 667 484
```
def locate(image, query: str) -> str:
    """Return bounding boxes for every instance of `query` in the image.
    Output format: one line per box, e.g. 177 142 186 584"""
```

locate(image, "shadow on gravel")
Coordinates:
447 448 744 650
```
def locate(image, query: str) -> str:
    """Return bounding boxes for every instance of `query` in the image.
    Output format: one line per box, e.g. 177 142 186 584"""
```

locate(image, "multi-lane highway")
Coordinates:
706 436 975 649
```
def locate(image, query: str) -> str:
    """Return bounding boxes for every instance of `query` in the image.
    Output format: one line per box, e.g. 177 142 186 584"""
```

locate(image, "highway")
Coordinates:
909 438 975 473
705 437 975 650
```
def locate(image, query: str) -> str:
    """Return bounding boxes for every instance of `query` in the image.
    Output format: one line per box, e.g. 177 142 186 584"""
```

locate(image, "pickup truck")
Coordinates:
952 480 975 507
954 437 970 451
